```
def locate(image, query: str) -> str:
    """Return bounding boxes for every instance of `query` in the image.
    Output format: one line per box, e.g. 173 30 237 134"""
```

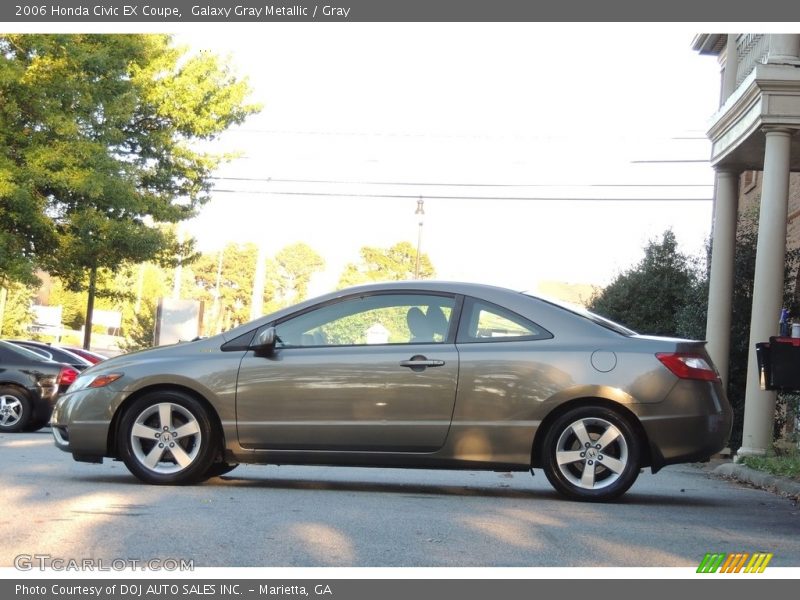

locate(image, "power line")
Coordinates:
631 159 709 163
210 188 712 202
210 176 713 188
226 128 712 142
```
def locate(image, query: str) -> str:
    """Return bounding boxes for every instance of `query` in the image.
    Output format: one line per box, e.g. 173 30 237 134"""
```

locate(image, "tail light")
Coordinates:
656 353 720 382
57 367 79 387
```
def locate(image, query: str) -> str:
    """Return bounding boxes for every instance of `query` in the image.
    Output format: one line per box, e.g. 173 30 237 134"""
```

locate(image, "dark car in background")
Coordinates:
6 340 93 371
0 340 79 432
52 281 732 501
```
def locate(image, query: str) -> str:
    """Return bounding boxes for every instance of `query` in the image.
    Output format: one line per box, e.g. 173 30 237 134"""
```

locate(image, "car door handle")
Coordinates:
400 358 445 368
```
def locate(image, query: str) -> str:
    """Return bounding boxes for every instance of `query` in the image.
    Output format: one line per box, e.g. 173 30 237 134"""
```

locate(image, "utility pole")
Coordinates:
250 177 271 319
250 242 269 321
212 248 224 334
414 197 425 279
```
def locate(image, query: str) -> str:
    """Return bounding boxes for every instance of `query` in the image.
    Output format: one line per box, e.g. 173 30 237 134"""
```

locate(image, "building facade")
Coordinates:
694 33 800 457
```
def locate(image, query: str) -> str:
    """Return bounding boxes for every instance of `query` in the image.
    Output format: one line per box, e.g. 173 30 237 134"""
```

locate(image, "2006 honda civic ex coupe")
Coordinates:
52 281 732 501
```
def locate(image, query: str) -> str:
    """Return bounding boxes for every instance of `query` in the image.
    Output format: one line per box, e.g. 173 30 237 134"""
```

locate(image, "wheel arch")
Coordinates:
530 396 652 470
107 384 226 459
0 381 32 397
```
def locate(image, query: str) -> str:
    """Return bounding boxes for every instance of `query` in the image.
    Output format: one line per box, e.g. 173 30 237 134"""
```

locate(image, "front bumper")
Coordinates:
50 385 125 462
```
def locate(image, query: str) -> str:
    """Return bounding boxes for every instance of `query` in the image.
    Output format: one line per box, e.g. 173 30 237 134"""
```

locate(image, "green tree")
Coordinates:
589 230 698 336
338 241 435 288
189 243 259 334
189 242 326 333
269 242 325 306
46 277 87 330
0 282 35 337
0 34 260 347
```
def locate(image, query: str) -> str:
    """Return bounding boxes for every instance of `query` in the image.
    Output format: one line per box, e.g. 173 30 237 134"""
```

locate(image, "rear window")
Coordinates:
0 340 51 361
524 294 637 336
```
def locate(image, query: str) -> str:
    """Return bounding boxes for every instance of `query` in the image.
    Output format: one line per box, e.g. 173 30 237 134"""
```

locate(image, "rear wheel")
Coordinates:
542 405 641 502
0 387 31 433
118 391 217 485
24 416 51 432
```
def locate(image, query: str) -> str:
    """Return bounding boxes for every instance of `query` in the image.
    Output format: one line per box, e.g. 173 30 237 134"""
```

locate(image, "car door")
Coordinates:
235 292 460 452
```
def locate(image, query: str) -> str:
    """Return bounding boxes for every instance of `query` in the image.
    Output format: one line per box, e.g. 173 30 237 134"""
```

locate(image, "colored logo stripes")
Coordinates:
697 552 773 573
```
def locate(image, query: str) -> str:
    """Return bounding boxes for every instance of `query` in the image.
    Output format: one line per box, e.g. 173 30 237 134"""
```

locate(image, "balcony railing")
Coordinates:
736 34 769 86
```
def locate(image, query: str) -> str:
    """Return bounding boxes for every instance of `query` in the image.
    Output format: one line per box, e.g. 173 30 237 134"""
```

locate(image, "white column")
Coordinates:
705 169 740 389
721 34 739 102
767 34 800 65
738 128 794 458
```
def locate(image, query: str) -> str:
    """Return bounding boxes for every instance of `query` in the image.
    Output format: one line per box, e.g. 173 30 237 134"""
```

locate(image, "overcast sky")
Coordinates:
170 24 723 297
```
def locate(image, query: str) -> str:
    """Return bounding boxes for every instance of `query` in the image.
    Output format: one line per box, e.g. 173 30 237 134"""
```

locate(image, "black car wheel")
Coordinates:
24 416 51 432
542 405 641 502
0 386 31 433
118 391 217 485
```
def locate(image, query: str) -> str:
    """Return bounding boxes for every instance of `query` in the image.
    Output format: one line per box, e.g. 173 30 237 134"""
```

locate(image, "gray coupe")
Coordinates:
52 281 731 501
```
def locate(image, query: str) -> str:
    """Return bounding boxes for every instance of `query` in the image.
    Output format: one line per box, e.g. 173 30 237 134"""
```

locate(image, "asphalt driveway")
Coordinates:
2 429 798 568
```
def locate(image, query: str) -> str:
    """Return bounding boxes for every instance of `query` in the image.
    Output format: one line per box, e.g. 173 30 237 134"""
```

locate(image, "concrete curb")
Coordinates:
713 463 800 499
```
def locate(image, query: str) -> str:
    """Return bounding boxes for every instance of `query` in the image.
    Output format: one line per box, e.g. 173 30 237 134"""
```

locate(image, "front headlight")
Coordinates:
68 373 123 393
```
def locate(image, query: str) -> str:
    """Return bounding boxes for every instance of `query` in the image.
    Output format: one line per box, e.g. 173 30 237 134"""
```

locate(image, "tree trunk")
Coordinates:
83 266 97 350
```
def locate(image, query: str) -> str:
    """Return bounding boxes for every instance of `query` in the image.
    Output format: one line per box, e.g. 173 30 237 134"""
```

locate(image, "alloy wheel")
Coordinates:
0 394 23 428
129 402 203 474
554 416 629 491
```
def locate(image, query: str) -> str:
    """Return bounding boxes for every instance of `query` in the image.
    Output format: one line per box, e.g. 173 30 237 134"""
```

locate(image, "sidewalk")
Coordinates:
711 461 800 499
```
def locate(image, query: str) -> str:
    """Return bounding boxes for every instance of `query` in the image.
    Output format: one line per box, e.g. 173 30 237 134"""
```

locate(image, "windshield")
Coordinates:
523 294 638 336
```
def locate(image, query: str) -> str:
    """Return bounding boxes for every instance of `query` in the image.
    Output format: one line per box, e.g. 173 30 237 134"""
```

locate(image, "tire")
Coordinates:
0 386 32 433
206 462 239 478
24 416 51 432
118 391 217 485
541 405 641 502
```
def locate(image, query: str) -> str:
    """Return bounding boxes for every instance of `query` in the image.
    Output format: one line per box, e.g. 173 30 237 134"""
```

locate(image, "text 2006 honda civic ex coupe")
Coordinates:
52 281 732 501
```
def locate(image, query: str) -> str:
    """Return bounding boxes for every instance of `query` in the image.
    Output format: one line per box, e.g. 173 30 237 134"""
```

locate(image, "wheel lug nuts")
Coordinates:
580 452 585 458
595 444 601 449
158 443 164 448
585 442 590 448
588 460 594 465
169 443 175 448
598 455 603 460
155 433 160 438
163 426 169 431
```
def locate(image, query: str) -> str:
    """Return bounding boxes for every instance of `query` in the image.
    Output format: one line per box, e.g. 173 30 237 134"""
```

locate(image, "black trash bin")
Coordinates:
757 337 800 392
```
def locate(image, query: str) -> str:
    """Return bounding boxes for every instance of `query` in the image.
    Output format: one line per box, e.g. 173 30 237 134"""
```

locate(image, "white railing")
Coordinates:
736 34 769 86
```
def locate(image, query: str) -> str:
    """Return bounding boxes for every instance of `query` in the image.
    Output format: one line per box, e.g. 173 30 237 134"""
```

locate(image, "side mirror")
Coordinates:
252 326 278 352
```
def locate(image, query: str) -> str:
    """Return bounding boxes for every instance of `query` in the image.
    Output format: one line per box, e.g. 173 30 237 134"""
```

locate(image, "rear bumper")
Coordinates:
638 379 733 472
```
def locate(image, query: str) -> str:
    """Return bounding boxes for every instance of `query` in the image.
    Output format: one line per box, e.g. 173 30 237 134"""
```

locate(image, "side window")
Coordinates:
275 294 456 347
457 298 551 343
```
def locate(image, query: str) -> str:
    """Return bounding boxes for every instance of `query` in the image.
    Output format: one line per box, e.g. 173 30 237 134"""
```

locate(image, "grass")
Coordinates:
740 451 800 482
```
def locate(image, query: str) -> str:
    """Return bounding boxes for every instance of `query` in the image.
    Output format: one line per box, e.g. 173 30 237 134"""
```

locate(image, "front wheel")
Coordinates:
118 391 217 485
541 406 641 502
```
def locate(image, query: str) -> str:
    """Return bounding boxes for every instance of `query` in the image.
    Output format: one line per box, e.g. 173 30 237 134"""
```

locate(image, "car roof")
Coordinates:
221 281 541 342
8 340 92 365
